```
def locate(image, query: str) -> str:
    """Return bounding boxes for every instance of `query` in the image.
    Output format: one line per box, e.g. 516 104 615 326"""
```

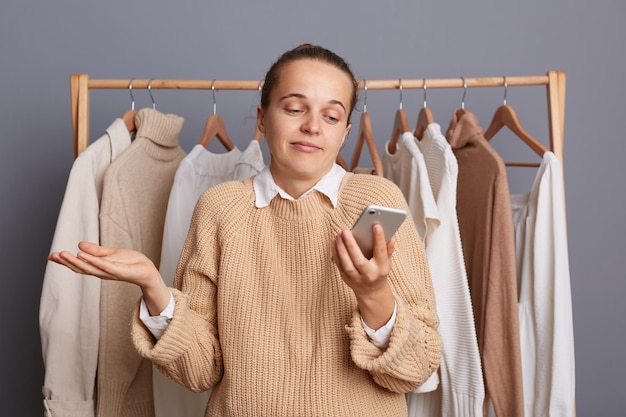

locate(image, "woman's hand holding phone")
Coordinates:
332 204 407 329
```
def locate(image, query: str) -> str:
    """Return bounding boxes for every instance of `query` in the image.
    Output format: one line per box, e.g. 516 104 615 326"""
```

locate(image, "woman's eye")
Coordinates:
287 108 302 114
325 115 339 123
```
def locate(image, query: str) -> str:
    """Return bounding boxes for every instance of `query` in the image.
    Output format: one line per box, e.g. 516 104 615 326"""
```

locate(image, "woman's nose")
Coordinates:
301 113 321 135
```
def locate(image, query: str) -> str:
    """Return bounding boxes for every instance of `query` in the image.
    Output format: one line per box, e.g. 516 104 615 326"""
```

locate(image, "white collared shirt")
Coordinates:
141 163 396 348
253 163 345 208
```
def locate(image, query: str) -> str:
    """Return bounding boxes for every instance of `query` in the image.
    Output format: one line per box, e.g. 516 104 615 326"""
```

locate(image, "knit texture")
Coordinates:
98 108 186 417
132 172 441 417
446 110 524 417
408 123 485 417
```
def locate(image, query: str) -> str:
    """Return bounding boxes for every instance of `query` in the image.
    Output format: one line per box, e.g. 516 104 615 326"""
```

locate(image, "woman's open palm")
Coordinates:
48 241 160 290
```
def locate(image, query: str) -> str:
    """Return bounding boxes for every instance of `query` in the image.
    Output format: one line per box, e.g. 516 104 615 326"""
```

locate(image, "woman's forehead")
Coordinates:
273 59 353 102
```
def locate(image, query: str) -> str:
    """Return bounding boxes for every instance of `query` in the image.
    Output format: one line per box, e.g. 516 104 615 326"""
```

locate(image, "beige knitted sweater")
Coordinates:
132 173 441 417
98 108 186 417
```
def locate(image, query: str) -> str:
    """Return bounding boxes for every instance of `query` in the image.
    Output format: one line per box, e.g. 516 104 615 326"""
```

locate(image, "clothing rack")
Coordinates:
67 71 573 415
69 71 566 160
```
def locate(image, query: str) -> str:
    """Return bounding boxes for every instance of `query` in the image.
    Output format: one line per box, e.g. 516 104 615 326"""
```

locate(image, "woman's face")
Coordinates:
257 59 352 191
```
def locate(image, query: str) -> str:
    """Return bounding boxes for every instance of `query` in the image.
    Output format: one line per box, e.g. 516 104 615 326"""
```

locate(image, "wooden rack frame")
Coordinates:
68 71 572 414
70 71 566 159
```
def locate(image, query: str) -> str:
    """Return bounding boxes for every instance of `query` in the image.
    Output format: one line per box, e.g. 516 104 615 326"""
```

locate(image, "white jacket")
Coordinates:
39 119 131 417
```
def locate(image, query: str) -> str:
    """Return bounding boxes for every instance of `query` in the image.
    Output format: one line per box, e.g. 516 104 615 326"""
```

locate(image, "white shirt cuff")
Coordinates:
412 368 440 393
139 292 175 339
361 302 397 349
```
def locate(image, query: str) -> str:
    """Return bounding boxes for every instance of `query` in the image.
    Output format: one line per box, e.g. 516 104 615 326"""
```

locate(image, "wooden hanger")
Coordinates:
349 82 383 176
199 114 235 150
483 77 548 158
350 111 383 176
387 109 409 154
414 107 434 140
483 104 548 157
121 109 137 134
414 78 435 140
387 80 410 154
199 81 235 150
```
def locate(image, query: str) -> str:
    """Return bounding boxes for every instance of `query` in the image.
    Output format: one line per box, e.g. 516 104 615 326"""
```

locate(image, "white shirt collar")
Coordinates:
253 163 346 208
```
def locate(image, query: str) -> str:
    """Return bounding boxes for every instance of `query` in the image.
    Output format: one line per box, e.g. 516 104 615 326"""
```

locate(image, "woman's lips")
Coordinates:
291 141 321 153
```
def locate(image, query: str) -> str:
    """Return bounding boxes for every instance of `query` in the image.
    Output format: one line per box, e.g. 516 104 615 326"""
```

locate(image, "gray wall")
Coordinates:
1 0 623 415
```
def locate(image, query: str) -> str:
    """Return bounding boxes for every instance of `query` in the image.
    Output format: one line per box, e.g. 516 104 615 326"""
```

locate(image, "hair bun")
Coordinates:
295 43 317 50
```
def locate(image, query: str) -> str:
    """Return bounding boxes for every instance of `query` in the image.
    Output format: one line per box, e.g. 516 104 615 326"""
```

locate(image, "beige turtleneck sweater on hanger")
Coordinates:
97 108 186 417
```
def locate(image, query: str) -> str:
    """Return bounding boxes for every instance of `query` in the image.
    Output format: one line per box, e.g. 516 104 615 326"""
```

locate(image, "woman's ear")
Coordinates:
341 122 352 147
256 105 266 135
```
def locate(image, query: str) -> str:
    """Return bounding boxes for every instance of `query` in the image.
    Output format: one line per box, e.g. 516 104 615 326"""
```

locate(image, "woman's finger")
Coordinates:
342 229 371 266
77 250 154 286
371 224 389 261
57 251 115 279
386 236 396 258
333 233 352 271
77 241 119 258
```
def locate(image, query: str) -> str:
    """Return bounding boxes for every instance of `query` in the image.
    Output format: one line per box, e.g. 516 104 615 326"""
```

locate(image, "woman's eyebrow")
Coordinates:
279 93 306 102
279 93 346 111
328 99 346 112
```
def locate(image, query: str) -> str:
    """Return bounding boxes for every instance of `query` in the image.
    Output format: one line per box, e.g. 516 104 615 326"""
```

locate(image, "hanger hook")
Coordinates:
211 79 217 115
363 80 368 113
422 78 428 108
503 76 508 106
128 78 135 111
460 77 467 109
399 79 403 110
147 78 156 109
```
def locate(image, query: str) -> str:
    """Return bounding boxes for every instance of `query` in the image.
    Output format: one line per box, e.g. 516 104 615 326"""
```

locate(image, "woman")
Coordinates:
49 44 441 416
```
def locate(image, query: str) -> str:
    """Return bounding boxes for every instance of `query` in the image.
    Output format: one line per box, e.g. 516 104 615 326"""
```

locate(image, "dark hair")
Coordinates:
260 44 358 124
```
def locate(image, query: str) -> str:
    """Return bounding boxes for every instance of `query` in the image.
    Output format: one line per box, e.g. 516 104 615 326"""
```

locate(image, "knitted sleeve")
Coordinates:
131 184 234 392
131 288 222 392
342 175 442 393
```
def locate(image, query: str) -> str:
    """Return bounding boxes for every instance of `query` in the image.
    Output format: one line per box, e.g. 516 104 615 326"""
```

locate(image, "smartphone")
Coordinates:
350 204 408 258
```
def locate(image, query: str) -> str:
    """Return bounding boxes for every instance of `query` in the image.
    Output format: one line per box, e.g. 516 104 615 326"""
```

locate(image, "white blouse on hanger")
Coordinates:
410 123 485 417
383 131 440 394
511 151 575 417
159 140 265 286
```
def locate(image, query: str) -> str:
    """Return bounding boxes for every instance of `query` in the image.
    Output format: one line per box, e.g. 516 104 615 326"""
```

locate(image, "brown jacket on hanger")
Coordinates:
446 110 524 417
97 108 186 417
